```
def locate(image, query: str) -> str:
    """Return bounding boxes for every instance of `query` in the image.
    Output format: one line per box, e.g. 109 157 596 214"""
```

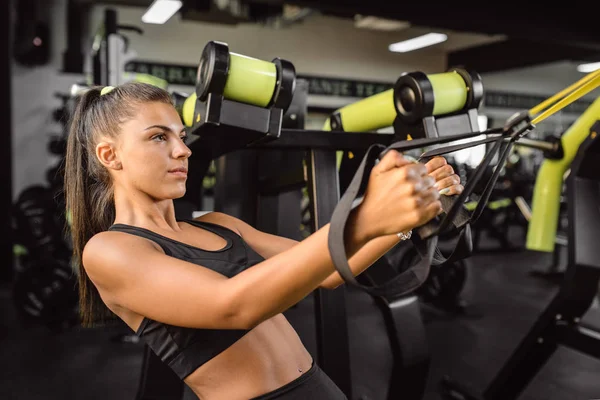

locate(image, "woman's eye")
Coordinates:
180 135 188 143
152 133 167 142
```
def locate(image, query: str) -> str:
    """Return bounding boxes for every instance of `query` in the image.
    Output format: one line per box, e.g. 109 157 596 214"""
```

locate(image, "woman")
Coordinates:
64 82 463 400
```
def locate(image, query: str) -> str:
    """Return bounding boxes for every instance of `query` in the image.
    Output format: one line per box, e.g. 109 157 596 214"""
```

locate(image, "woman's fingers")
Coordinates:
425 156 447 174
434 174 461 192
429 164 456 182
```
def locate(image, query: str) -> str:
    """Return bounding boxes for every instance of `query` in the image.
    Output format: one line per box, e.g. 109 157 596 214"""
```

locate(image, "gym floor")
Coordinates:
1 232 599 400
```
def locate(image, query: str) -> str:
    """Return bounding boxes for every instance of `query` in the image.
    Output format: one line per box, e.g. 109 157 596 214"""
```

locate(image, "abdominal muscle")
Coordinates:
180 313 313 400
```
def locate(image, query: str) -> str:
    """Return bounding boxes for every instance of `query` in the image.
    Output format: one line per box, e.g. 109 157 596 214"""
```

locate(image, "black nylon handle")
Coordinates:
327 126 515 297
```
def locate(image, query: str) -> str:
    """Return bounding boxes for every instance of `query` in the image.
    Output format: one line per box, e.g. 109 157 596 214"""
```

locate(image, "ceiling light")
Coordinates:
389 32 448 53
142 0 182 24
577 61 600 73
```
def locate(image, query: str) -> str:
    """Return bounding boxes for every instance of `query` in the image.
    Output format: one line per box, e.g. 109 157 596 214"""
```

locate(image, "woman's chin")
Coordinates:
172 188 187 199
160 185 187 200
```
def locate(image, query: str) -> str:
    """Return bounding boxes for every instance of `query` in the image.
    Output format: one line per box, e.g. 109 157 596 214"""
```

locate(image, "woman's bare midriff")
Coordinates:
183 313 313 400
114 303 313 400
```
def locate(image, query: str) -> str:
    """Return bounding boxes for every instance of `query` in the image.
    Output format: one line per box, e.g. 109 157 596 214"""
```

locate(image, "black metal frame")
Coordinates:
440 121 600 400
255 79 309 240
305 148 353 397
91 9 118 85
61 0 86 74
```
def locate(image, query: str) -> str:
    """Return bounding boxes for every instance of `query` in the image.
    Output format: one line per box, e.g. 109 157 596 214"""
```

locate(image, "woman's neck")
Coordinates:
112 189 181 232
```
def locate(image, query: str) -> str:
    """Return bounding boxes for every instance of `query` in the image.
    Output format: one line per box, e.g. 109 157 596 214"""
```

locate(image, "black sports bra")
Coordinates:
108 217 265 380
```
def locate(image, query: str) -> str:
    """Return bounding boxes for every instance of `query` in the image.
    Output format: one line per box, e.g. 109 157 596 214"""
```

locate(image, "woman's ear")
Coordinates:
95 140 122 170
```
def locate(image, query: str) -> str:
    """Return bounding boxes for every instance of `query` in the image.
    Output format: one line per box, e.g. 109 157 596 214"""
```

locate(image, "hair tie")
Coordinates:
100 86 115 96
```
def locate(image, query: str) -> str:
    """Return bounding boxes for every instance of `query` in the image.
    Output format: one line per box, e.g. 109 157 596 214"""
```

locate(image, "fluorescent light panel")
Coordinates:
142 0 182 24
577 61 600 73
389 32 448 53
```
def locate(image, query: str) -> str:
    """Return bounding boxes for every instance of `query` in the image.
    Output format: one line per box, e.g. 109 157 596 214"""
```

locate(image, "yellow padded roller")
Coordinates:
196 41 296 112
428 71 468 116
223 53 277 108
182 92 196 127
326 69 482 132
394 69 482 125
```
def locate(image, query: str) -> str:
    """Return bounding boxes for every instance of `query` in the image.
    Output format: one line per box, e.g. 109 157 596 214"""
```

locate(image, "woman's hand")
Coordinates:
425 156 463 196
358 150 442 239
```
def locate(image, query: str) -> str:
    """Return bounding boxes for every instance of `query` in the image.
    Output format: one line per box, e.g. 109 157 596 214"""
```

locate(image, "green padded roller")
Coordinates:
323 69 476 135
182 92 197 127
223 52 278 108
323 89 396 133
429 71 468 116
394 69 481 124
526 96 600 252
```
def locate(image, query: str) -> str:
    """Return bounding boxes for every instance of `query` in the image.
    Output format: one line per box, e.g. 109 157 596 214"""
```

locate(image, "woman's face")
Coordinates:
112 101 192 200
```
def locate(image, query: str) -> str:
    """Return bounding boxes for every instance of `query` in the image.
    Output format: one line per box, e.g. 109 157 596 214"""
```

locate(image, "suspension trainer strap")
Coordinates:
327 136 488 297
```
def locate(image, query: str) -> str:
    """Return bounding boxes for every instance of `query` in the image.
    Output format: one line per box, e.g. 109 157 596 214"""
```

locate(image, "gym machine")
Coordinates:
71 8 167 90
167 40 489 400
90 9 151 87
325 69 483 317
314 67 484 393
439 84 600 398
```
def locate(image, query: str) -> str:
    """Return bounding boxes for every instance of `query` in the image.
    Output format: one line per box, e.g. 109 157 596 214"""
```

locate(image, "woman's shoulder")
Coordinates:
193 211 243 236
83 230 162 272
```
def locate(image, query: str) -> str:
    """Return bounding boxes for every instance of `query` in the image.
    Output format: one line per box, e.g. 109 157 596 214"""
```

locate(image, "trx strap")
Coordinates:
328 70 600 298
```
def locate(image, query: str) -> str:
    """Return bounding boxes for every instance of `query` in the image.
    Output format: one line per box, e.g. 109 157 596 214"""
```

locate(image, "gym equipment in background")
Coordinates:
440 95 600 400
11 184 78 331
11 92 79 332
461 146 535 253
89 8 168 89
524 100 593 254
91 8 139 86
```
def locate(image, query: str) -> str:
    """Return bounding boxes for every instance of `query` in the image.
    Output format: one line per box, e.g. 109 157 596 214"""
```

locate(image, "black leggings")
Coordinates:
250 363 348 400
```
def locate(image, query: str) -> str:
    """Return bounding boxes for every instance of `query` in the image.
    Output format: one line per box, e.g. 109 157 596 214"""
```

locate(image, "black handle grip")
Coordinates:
415 194 470 240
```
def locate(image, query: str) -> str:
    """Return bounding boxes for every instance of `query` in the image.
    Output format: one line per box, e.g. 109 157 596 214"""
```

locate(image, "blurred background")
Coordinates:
2 1 600 399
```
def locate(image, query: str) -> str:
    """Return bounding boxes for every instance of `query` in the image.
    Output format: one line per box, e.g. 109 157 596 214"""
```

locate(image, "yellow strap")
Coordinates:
529 69 600 116
532 74 600 125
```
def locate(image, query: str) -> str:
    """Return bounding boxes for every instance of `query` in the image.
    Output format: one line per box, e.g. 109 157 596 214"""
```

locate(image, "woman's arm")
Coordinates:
83 208 372 331
200 211 401 290
84 151 439 331
204 156 463 290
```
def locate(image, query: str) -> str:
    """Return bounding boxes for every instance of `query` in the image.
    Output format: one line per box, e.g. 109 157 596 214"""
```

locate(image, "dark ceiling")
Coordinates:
78 0 600 73
251 0 600 73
